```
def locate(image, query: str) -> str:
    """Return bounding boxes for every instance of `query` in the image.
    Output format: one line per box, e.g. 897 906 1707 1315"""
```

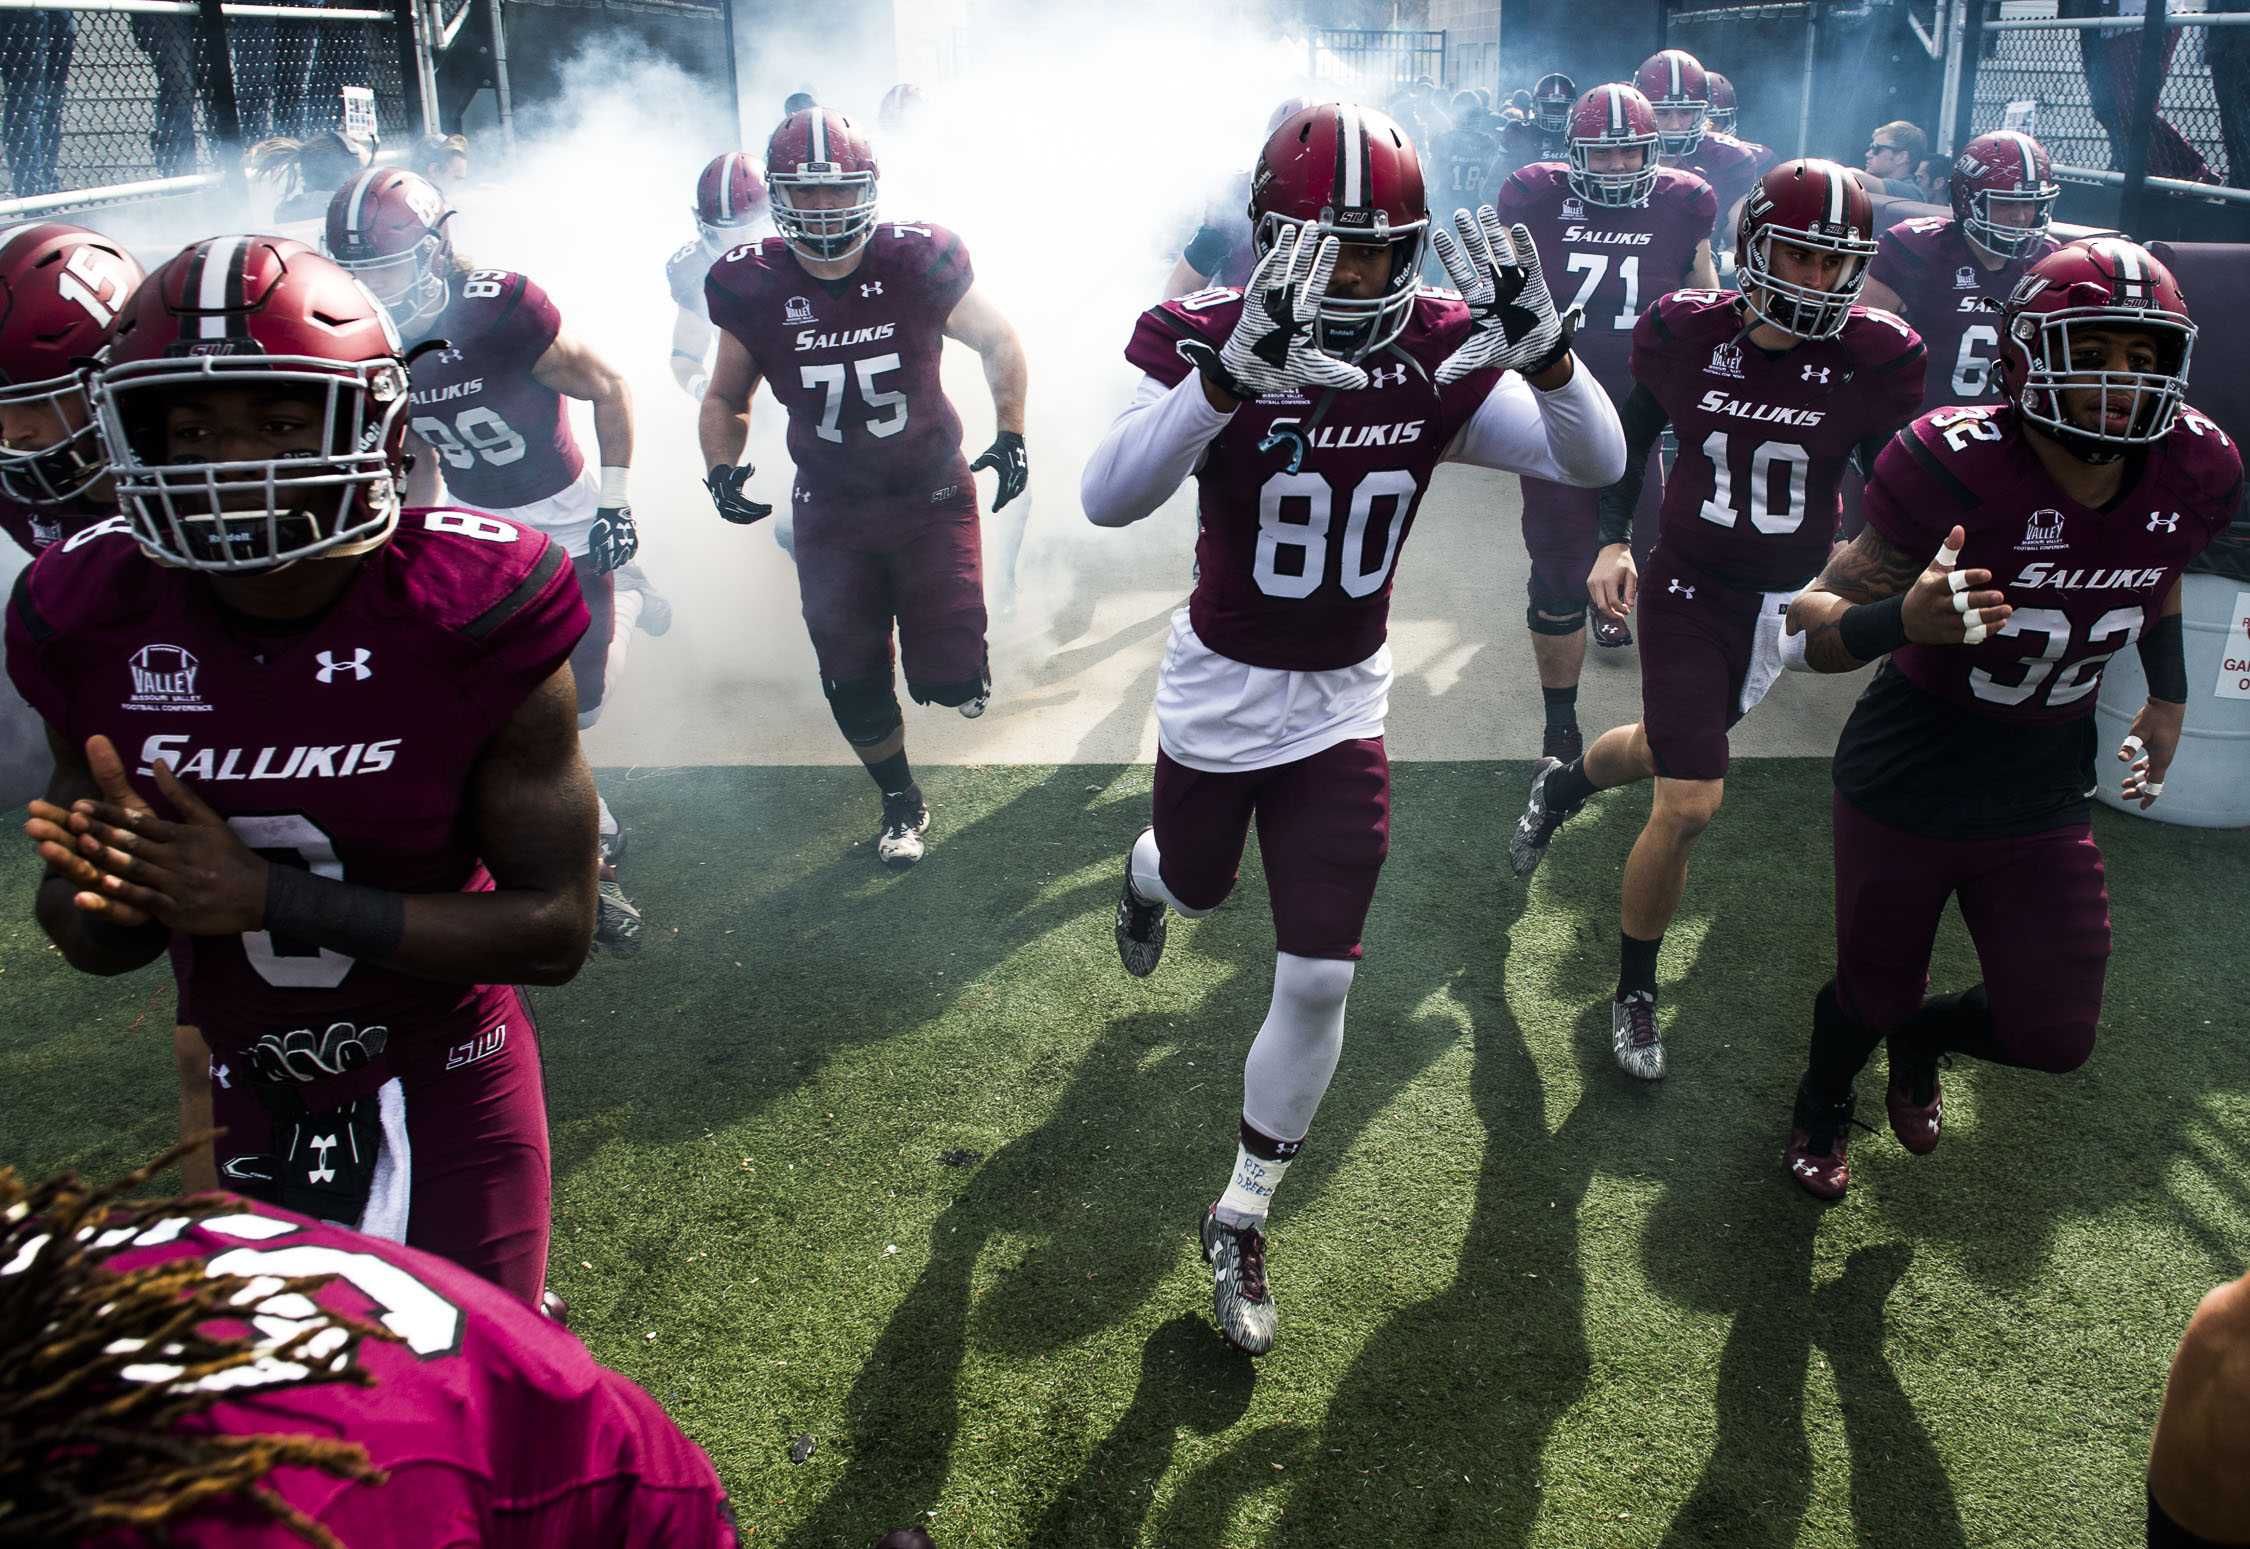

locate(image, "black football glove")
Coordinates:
707 462 772 526
588 504 639 574
970 430 1029 511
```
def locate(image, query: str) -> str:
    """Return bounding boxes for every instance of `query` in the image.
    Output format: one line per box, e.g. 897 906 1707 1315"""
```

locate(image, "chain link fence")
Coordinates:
0 0 418 215
1309 27 1449 94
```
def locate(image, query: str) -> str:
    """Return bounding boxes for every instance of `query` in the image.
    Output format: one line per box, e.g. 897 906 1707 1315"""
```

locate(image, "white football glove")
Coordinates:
1431 208 1572 384
1190 222 1371 397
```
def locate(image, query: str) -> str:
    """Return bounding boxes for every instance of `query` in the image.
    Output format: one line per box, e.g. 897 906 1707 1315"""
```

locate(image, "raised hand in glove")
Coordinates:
1181 221 1371 400
1431 207 1573 384
706 462 773 526
971 430 1028 511
588 504 639 574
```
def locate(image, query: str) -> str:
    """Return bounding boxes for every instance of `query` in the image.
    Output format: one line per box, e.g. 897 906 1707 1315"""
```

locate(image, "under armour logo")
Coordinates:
1668 579 1696 599
307 1134 338 1184
1369 364 1409 389
210 1062 231 1090
861 281 884 297
2147 511 2181 533
1802 365 1831 383
314 648 372 682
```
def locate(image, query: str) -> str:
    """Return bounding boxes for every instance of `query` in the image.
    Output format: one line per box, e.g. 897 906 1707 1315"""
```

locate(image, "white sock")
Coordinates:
1215 1141 1291 1228
597 794 619 841
1130 827 1212 916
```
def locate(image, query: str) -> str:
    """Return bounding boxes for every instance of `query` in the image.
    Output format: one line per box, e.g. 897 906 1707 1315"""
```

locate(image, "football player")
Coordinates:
1498 82 1718 759
1511 159 1927 1082
1637 49 1771 237
1774 238 2238 1198
0 221 144 559
325 167 647 951
1862 130 2061 409
1494 72 1574 179
7 237 599 1302
667 151 771 402
1083 103 1624 1355
1164 97 1310 298
701 107 1030 868
0 1155 738 1544
1705 70 1741 137
2149 1269 2250 1546
1432 89 1503 240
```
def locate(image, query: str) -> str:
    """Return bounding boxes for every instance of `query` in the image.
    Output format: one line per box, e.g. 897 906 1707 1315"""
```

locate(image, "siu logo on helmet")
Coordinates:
784 295 815 325
125 644 211 713
1705 341 1745 379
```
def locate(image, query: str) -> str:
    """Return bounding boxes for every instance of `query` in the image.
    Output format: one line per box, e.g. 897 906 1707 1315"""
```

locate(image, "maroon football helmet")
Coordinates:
323 167 453 334
0 222 144 507
1735 158 1877 340
1533 73 1577 140
766 108 879 263
1247 102 1428 361
1951 130 2059 263
91 236 412 572
1566 84 1661 208
1996 238 2194 461
1635 49 1710 157
1706 71 1739 136
694 150 770 255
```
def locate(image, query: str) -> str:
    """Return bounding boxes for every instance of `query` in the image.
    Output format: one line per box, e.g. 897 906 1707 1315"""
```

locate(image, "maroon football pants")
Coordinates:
569 555 617 720
210 986 553 1303
793 497 986 696
1832 792 2111 1074
1152 737 1391 961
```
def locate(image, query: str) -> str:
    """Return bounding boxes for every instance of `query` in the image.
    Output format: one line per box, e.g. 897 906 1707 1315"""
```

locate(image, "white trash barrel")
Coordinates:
2093 572 2250 827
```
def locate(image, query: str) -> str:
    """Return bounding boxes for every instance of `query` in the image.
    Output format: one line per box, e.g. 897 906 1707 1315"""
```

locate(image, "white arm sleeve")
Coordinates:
1443 363 1628 489
1080 373 1235 528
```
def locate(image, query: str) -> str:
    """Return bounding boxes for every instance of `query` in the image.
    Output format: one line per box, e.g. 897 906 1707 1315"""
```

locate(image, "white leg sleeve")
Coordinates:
596 793 619 841
1131 826 1214 917
1240 951 1354 1144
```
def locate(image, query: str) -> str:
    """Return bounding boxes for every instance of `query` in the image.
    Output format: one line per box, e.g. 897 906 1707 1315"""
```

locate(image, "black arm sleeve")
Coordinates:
1853 429 1891 480
1181 224 1233 281
1596 383 1671 547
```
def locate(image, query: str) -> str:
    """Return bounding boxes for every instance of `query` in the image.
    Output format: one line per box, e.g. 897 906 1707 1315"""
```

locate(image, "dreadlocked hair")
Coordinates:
0 1145 396 1548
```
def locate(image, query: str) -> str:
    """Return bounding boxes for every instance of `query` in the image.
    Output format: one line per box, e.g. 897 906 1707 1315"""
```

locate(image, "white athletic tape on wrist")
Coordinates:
1936 539 1961 567
600 465 630 508
1963 620 1988 645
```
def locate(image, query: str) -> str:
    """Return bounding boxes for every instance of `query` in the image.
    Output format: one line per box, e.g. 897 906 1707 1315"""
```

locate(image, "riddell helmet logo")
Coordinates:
126 644 211 712
784 295 815 324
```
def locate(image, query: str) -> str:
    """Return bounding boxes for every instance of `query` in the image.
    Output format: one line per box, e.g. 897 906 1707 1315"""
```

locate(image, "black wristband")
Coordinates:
1177 340 1249 406
2141 610 2188 702
1837 593 1910 661
1526 308 1579 379
263 865 406 963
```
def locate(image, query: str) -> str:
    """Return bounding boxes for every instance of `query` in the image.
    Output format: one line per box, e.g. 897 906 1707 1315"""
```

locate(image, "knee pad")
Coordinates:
1525 571 1587 636
906 665 991 709
1274 951 1356 1019
823 672 903 749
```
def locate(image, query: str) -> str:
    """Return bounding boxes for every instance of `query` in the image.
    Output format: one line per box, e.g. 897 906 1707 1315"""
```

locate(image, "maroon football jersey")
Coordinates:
4 509 586 1044
407 271 584 511
1632 288 1927 590
1672 132 1771 224
1870 403 2240 722
0 488 106 558
704 223 975 513
1124 289 1499 672
666 239 715 321
1869 214 2059 408
79 1202 735 1548
1497 162 1716 394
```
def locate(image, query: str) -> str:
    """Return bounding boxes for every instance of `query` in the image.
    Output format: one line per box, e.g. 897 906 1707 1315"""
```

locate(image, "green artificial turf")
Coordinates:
3 760 2246 1548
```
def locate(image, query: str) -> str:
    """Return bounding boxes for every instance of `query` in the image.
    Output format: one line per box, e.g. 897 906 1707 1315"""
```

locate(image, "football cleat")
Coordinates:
540 1288 570 1326
1885 1044 1948 1155
1200 1204 1277 1356
1541 723 1583 766
1611 990 1666 1080
1591 613 1633 649
1510 758 1584 880
595 873 643 954
877 789 930 868
1784 1077 1865 1201
615 561 672 637
1114 831 1168 978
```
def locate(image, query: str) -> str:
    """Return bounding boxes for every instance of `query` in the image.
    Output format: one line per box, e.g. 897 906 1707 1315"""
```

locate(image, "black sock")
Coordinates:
1912 984 2000 1063
1544 755 1598 811
1617 931 1661 999
1240 1116 1303 1163
1807 979 1885 1100
1541 684 1579 733
866 749 913 798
